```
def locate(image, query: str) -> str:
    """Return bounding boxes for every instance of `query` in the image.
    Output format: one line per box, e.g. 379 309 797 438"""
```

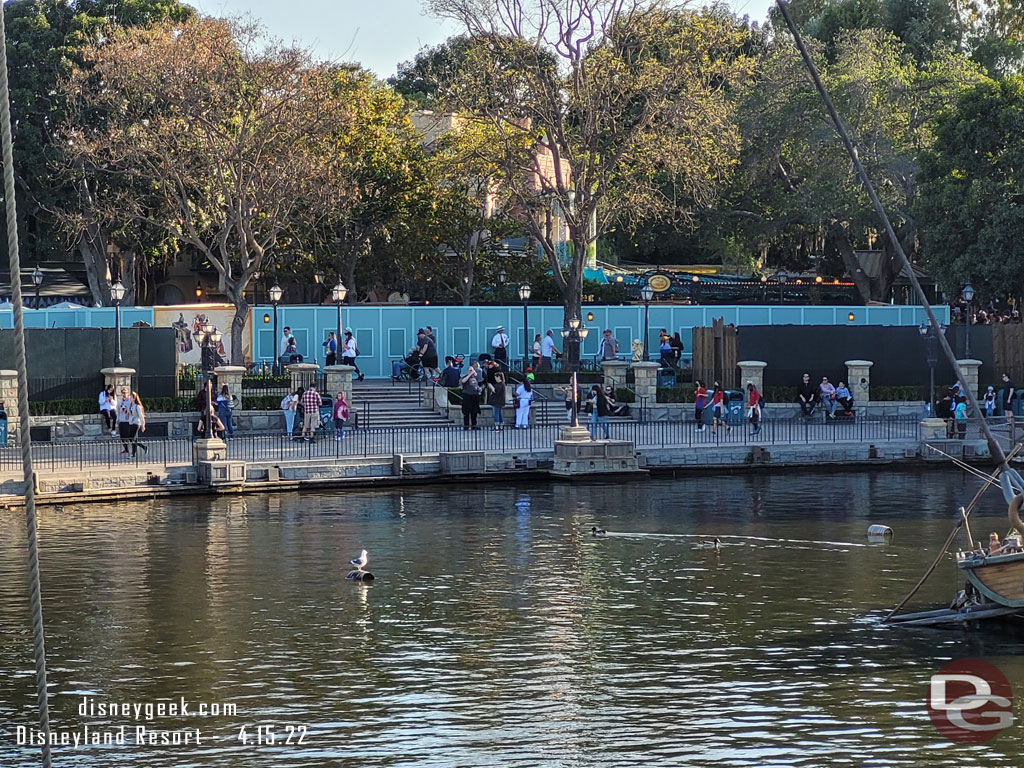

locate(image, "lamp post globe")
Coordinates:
269 283 283 374
31 266 42 309
111 279 126 366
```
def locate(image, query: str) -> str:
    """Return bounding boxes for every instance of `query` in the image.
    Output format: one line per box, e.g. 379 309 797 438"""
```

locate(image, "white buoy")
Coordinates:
867 524 894 537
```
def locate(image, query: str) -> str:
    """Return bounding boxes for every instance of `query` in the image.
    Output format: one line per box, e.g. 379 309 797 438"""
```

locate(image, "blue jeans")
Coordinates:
823 397 837 416
334 417 345 437
590 412 610 439
218 408 234 436
284 409 295 435
492 406 503 425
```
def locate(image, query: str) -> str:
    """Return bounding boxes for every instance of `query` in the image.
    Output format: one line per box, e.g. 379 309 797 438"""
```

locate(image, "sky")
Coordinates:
190 0 776 79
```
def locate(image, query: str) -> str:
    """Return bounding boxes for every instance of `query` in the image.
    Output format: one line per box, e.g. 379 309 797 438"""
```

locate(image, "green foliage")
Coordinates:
916 76 1024 300
614 388 635 403
656 386 696 403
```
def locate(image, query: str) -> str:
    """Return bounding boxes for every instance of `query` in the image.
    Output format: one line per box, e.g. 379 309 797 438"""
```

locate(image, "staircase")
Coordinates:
351 378 454 429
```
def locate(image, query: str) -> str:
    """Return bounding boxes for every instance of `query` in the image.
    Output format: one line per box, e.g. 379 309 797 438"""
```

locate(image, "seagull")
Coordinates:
591 526 607 537
695 537 721 552
350 549 369 571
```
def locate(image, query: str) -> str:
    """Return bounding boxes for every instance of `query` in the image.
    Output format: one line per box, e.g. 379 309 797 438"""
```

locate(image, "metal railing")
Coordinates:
0 416 957 475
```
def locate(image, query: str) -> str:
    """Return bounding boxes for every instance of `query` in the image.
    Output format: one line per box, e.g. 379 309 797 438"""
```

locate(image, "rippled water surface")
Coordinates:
2 471 1024 766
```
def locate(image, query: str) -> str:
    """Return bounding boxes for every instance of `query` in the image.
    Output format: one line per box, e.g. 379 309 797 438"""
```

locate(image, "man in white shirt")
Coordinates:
540 330 559 371
491 325 510 367
279 327 293 357
342 328 364 381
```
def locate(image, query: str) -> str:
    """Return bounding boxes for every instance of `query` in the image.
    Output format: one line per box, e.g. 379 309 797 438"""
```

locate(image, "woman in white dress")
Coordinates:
514 379 535 429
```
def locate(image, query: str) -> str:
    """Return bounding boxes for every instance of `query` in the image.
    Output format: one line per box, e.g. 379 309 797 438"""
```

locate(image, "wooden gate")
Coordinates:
691 318 738 388
992 324 1024 384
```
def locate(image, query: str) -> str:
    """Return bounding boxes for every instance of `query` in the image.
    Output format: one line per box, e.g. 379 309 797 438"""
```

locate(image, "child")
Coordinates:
333 392 349 440
985 385 996 419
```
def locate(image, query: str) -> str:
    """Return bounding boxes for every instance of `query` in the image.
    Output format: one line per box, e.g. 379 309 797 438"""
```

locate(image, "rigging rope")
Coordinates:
0 4 52 765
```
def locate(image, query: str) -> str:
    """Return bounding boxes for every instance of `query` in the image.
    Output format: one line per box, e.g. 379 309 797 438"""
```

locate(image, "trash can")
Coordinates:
0 402 7 446
726 390 745 425
657 368 676 388
320 395 334 432
1015 390 1024 417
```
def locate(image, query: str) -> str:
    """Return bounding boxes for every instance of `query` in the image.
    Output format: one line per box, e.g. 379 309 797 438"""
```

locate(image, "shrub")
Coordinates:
657 386 696 403
615 387 635 403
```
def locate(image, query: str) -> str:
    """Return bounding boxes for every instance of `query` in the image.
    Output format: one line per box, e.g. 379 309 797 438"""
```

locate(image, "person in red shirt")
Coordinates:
694 380 708 432
710 382 729 432
746 381 762 436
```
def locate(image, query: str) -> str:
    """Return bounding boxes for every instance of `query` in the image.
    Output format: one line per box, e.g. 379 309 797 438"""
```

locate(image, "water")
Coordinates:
1 471 1023 766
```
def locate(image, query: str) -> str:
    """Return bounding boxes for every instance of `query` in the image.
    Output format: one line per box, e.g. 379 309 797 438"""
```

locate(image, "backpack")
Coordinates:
280 394 292 410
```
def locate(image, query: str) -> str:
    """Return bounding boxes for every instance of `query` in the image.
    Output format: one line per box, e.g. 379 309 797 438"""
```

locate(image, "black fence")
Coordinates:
0 416 938 474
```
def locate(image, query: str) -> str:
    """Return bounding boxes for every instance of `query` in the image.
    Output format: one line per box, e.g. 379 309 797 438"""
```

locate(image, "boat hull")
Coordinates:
959 551 1024 608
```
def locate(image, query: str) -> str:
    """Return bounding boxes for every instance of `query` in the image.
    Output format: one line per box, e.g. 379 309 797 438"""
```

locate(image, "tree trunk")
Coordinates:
344 256 357 306
229 296 249 366
835 234 873 303
461 254 473 305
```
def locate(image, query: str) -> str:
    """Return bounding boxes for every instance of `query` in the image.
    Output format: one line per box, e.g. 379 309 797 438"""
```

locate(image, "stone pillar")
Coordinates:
287 363 320 393
100 367 136 392
0 370 19 445
601 359 627 392
632 362 660 412
957 359 982 401
324 365 355 405
214 365 246 409
845 360 873 405
737 361 767 394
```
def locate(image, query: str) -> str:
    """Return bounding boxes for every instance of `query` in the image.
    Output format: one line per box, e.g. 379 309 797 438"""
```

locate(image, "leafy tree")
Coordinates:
66 17 351 362
711 29 984 301
3 0 191 304
916 76 1024 298
424 1 747 364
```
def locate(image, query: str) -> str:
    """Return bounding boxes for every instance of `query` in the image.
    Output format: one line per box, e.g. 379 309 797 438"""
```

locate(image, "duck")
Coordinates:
695 537 721 552
590 526 607 537
350 549 369 571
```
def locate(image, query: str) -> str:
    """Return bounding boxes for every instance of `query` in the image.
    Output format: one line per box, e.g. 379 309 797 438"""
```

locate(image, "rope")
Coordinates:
775 0 1008 468
0 5 52 765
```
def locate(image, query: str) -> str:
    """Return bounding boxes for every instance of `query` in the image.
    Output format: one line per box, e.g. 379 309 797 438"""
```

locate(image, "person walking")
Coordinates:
531 334 542 371
129 392 147 455
322 332 338 367
460 363 482 429
300 383 321 441
746 381 762 436
342 329 364 381
279 326 293 358
418 330 439 381
491 325 510 368
216 384 236 438
98 384 117 436
515 378 534 428
116 386 133 453
333 391 350 440
487 371 507 431
694 379 708 431
587 384 611 439
540 330 560 371
598 329 619 362
281 390 298 438
710 381 730 432
1002 373 1015 418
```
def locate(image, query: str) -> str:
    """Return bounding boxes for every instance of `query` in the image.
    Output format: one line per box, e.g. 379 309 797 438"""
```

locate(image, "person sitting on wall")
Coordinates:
834 381 854 417
604 385 631 417
797 372 817 417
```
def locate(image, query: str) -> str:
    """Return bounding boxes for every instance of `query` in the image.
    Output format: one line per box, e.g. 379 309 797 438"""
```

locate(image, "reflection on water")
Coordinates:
1 471 1024 766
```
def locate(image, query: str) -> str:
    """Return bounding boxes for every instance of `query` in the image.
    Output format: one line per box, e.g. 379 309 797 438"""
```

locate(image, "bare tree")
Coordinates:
426 0 745 363
64 17 349 361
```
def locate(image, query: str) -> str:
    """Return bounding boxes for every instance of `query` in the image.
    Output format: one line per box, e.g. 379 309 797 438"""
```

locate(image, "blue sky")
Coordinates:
190 0 775 78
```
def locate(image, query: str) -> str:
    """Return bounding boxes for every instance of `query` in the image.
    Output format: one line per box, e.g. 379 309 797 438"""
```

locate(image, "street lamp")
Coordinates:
778 269 788 304
331 279 347 366
32 267 42 309
194 325 222 438
919 320 942 414
269 282 283 374
962 282 975 358
110 279 126 366
518 282 531 372
560 318 590 425
691 274 700 305
640 282 654 361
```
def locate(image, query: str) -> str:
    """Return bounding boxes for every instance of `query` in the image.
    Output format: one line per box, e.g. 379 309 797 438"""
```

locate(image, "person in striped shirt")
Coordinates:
300 383 321 441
